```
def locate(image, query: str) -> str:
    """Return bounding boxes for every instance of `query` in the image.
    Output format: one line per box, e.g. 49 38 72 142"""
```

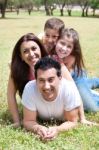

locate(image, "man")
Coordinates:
22 57 97 141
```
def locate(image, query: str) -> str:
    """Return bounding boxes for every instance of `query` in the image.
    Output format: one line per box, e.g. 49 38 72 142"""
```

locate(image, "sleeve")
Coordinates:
21 82 36 111
64 82 81 111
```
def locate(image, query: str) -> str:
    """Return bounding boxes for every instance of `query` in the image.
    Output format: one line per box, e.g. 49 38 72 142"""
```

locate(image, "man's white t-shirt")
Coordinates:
22 78 81 120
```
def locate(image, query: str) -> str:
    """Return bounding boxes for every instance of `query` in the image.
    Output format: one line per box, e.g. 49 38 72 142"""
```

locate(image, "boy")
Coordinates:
38 17 65 54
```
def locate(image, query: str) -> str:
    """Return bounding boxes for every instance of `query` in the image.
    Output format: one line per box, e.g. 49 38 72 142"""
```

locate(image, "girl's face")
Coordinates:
55 36 74 59
20 41 41 69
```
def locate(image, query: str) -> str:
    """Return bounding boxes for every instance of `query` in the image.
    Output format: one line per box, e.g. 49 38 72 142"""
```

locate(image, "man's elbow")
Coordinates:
23 120 29 130
69 116 78 122
23 119 37 132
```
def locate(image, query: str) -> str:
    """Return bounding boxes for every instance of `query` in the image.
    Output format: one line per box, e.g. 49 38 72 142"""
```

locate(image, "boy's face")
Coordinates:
55 36 74 59
43 28 59 54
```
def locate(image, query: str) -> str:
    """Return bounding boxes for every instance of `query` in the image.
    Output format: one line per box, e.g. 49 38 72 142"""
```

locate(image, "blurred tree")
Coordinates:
0 0 8 18
41 0 56 16
21 0 34 15
90 0 99 16
76 0 90 17
65 0 75 16
56 0 66 16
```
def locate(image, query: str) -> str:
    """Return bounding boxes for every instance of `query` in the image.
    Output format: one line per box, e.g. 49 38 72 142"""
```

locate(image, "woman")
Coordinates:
7 33 47 127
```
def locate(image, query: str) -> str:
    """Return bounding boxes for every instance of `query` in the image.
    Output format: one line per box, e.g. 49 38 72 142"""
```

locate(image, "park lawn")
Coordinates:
0 11 99 150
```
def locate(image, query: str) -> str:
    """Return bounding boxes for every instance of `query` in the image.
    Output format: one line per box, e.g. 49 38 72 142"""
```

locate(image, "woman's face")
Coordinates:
20 41 41 68
55 36 74 59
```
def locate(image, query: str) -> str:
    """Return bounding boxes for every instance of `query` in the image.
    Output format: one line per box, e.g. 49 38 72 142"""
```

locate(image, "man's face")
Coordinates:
43 28 59 53
36 68 61 101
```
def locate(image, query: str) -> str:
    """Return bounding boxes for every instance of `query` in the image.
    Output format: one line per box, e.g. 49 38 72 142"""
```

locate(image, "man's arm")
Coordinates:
23 106 49 139
44 108 79 140
57 108 79 131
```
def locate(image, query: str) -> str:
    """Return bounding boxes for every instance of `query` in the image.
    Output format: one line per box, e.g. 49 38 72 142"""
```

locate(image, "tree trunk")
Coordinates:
16 7 19 15
93 9 95 16
81 8 85 17
85 7 88 17
45 5 50 16
44 0 50 16
50 9 53 16
1 0 7 18
60 8 64 16
28 8 32 15
67 10 71 16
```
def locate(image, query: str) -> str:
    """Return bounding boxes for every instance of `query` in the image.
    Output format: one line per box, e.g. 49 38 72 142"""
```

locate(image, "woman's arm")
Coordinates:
7 74 20 127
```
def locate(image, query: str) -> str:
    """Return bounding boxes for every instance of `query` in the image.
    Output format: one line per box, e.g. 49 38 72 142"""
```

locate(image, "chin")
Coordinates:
44 96 54 101
59 55 64 58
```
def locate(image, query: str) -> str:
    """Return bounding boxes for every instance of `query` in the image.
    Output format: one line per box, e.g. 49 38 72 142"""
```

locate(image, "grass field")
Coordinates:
0 11 99 150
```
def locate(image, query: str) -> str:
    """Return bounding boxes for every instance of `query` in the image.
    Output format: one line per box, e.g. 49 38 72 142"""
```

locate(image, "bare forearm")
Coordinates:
61 64 73 81
78 103 85 122
8 98 20 123
23 120 49 139
23 120 39 132
57 121 77 132
23 120 47 133
7 75 20 124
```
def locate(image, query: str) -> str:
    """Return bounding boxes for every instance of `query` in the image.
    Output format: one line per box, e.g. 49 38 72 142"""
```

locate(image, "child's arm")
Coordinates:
61 63 74 81
63 55 75 71
79 102 98 126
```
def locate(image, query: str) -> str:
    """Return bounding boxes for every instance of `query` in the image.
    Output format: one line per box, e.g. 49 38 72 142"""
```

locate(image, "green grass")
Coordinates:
0 11 99 150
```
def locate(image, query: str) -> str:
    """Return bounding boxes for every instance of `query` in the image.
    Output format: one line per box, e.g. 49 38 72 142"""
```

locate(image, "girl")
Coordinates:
55 28 99 112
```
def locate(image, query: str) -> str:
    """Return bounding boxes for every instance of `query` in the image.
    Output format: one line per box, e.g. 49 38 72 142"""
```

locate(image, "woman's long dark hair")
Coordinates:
60 28 85 76
11 33 47 97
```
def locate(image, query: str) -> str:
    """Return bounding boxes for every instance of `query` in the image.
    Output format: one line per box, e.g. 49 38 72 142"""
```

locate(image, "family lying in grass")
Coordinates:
7 18 99 141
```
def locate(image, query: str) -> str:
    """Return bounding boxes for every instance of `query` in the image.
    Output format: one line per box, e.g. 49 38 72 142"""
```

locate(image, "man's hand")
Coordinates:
43 126 58 141
36 125 49 139
10 122 21 128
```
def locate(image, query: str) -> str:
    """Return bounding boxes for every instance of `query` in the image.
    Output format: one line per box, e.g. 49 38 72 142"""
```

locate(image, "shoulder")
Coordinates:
22 80 37 101
61 78 73 87
60 78 79 94
38 32 44 40
61 78 81 110
24 80 36 91
64 55 75 70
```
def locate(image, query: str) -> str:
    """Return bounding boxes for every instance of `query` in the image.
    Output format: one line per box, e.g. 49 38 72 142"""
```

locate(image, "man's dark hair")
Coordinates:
34 56 61 79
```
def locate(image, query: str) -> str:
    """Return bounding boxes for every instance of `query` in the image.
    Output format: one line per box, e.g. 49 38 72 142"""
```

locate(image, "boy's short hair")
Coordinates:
44 18 65 35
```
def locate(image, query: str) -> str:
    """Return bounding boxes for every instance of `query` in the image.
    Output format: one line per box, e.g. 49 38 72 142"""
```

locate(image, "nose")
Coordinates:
48 37 53 43
44 81 50 90
62 45 67 51
29 50 35 57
